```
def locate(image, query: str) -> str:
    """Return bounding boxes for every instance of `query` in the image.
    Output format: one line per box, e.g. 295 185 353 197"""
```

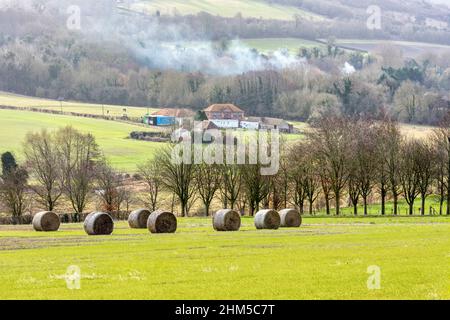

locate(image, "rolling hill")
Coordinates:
125 0 326 21
0 108 161 173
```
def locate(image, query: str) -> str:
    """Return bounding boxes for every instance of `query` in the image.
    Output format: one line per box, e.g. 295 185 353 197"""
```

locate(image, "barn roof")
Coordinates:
152 108 195 118
194 120 219 131
246 116 290 127
204 104 244 113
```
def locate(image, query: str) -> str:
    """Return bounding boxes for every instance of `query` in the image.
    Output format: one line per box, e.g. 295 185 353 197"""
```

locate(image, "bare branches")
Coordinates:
23 129 63 211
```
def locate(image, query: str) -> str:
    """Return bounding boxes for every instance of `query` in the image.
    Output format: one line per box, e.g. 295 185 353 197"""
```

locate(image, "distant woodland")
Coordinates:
2 1 450 125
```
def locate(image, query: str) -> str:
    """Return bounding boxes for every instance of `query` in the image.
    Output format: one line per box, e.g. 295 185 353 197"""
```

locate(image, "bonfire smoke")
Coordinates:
0 0 306 75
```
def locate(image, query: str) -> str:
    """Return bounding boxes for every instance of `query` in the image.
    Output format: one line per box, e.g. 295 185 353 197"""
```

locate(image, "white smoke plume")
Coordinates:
0 0 306 75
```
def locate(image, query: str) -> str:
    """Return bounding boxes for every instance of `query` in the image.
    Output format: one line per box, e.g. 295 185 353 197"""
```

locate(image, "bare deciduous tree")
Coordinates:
242 163 271 216
218 164 242 210
431 127 449 215
309 116 351 216
56 127 100 221
137 159 162 211
379 121 403 215
157 145 196 217
23 130 62 211
195 162 220 216
414 141 435 215
354 121 378 215
399 140 421 215
95 161 123 213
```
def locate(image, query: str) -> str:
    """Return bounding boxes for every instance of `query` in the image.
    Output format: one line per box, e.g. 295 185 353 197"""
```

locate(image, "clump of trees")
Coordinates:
0 152 29 224
0 126 131 224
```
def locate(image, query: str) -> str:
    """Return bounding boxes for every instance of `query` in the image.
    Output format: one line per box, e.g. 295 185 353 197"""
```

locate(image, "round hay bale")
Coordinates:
83 212 114 235
147 210 177 234
32 211 60 232
128 208 151 229
213 209 241 231
279 208 302 228
254 209 280 230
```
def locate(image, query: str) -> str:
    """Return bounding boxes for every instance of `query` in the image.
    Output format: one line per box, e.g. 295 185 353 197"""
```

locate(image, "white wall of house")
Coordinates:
210 119 239 128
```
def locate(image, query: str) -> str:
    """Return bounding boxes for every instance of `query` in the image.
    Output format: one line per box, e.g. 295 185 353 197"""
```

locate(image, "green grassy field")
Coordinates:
130 0 324 21
0 92 156 118
241 38 325 54
0 109 161 172
332 39 450 58
0 216 449 299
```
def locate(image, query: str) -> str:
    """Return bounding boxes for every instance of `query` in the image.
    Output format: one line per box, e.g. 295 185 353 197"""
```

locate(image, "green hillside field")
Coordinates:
128 0 325 21
0 92 155 118
0 109 161 173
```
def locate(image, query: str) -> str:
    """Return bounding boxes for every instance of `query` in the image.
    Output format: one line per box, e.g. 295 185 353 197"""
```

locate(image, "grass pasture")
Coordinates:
130 0 325 21
0 216 449 299
333 39 450 58
0 92 155 118
240 38 326 54
0 109 161 172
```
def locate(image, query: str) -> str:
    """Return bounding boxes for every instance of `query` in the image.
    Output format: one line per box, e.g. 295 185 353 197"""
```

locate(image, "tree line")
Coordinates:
3 117 450 223
141 116 450 217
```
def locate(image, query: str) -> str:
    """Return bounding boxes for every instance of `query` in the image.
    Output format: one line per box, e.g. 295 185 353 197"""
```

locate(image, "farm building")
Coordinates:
194 120 219 131
210 119 240 129
147 108 195 126
246 116 293 133
152 108 195 118
204 104 245 120
143 115 176 126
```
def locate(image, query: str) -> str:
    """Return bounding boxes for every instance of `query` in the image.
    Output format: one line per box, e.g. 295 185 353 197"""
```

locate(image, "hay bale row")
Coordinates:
32 211 60 232
30 207 299 235
254 208 301 230
213 209 241 231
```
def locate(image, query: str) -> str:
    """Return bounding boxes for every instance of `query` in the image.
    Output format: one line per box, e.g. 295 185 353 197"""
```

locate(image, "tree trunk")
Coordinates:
421 195 425 216
308 200 313 215
325 195 330 215
299 199 304 215
447 188 450 215
393 193 398 215
353 202 358 216
363 196 368 216
409 202 414 216
335 193 340 216
381 189 386 215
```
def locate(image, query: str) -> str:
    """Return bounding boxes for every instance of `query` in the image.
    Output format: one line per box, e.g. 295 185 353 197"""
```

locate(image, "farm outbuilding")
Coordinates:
246 116 293 133
143 115 176 126
148 108 195 126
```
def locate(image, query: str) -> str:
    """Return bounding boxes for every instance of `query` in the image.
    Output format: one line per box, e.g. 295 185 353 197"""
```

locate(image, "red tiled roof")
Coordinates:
204 104 244 113
152 108 195 117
